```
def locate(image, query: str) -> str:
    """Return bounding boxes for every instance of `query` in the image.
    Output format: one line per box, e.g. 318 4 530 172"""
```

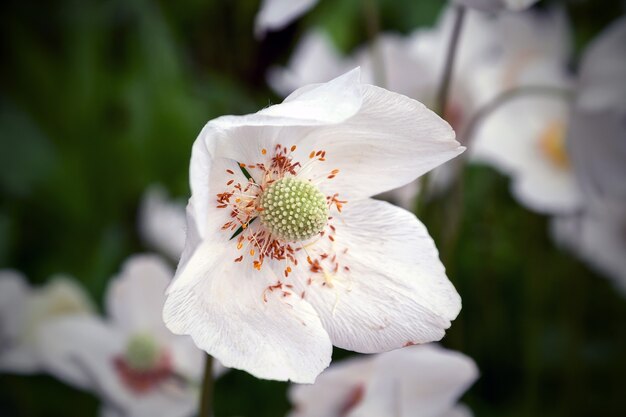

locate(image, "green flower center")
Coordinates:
259 177 328 242
125 333 161 371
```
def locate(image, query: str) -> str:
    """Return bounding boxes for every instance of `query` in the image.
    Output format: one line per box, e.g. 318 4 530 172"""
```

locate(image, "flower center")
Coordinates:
538 121 569 169
124 333 161 371
259 177 328 242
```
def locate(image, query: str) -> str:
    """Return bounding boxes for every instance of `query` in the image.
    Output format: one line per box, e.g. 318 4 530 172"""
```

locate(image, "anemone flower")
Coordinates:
38 255 215 417
551 17 626 293
288 344 478 417
163 68 464 383
0 271 93 374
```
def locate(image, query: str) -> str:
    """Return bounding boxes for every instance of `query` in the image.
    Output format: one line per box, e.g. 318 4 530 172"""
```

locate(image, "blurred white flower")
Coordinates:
0 271 94 374
454 0 540 12
551 17 626 293
37 255 217 417
268 7 570 207
288 344 478 417
163 69 464 383
468 8 582 214
255 0 319 38
139 185 187 261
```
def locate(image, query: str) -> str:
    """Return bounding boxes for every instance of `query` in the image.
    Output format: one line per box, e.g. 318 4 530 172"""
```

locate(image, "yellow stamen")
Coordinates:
538 121 569 169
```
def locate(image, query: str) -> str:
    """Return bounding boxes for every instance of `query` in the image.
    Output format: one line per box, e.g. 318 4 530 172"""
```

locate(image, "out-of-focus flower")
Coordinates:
255 0 319 38
288 344 478 417
0 271 93 374
454 0 540 12
38 255 213 417
469 83 580 214
163 69 464 383
268 8 570 208
551 17 626 293
468 8 581 214
139 185 187 261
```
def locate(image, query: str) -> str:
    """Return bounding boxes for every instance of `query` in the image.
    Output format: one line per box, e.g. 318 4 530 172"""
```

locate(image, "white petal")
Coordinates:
0 270 28 344
254 0 318 38
187 123 230 242
298 83 462 200
351 345 478 417
37 315 125 393
288 356 377 417
39 316 198 417
510 163 581 214
471 93 581 214
138 185 187 261
577 16 626 112
214 68 363 130
168 337 218 382
198 69 461 201
163 241 332 383
567 106 626 202
100 406 123 417
106 255 173 339
551 207 626 295
294 199 461 353
0 348 39 374
0 274 95 374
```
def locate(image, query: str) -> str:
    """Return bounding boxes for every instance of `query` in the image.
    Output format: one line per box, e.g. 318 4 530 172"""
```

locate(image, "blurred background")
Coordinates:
1 0 625 416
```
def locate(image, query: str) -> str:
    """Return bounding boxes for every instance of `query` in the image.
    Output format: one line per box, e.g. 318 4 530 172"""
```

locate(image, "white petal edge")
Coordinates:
292 199 461 353
163 241 332 383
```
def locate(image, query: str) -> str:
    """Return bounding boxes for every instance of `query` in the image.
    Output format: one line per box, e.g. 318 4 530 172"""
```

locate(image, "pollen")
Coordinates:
258 177 328 242
538 121 569 169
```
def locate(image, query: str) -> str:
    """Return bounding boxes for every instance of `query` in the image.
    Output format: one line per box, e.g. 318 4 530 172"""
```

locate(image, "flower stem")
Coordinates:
436 5 466 115
199 354 214 417
417 5 466 216
362 0 385 88
439 85 573 265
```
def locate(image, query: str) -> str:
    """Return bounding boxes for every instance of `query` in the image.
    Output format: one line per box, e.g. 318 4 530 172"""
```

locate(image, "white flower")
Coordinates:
454 0 541 12
255 0 319 38
163 69 464 383
551 203 626 295
37 255 215 417
468 8 581 214
0 271 94 374
288 344 478 417
551 17 626 292
139 185 187 261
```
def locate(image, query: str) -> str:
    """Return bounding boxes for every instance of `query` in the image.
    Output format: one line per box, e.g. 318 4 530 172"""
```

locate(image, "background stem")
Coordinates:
436 5 466 115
